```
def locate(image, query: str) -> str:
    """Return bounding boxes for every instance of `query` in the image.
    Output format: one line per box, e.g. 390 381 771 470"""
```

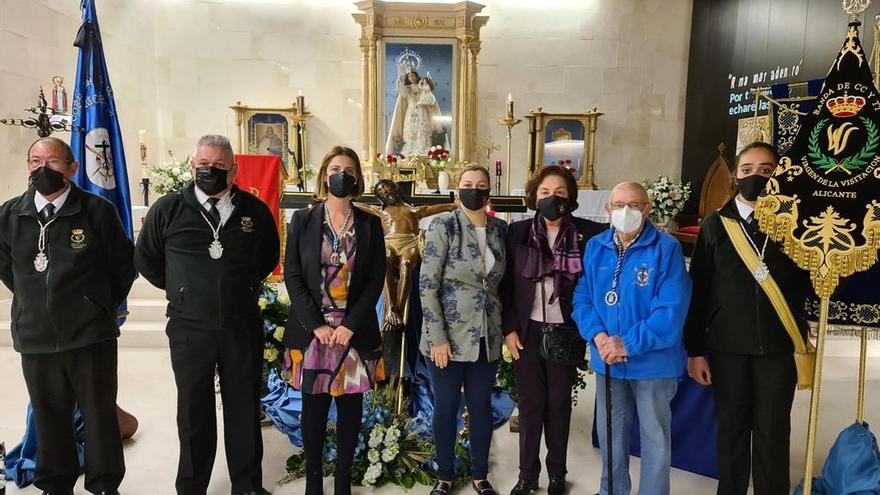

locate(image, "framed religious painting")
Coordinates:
229 101 311 192
353 0 488 177
524 107 603 189
382 40 456 158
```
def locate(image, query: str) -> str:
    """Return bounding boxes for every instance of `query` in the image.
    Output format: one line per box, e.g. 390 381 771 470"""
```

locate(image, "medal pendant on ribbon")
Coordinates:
752 262 770 282
209 240 223 259
604 290 618 306
329 252 342 266
34 252 48 272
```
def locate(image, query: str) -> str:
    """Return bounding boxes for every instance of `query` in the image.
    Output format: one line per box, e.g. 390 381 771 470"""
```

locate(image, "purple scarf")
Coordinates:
522 213 583 303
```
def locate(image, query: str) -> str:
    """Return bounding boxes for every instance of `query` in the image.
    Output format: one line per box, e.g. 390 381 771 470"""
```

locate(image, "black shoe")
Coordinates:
334 472 352 495
430 480 453 495
472 480 499 495
305 471 324 495
233 490 271 495
96 492 121 495
548 477 566 495
509 478 538 495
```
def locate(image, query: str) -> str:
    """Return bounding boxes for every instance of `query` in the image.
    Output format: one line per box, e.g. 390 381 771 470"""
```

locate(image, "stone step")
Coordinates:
129 277 166 299
125 298 168 322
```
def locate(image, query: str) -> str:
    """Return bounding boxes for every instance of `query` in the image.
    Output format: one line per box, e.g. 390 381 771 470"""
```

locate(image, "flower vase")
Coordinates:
654 215 672 233
437 170 450 190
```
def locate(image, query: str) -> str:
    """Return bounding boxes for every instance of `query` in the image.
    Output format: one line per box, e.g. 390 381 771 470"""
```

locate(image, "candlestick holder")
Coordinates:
140 142 150 206
291 109 312 192
497 116 522 195
1 87 74 137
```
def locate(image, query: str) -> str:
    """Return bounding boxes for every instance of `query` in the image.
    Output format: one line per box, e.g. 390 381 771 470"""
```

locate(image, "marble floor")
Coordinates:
1 345 878 495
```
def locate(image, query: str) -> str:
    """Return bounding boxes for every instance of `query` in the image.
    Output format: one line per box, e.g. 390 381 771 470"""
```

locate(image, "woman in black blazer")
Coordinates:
499 166 605 495
282 146 386 495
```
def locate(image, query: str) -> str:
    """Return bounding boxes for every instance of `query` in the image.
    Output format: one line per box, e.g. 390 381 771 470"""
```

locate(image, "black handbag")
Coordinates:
537 279 586 366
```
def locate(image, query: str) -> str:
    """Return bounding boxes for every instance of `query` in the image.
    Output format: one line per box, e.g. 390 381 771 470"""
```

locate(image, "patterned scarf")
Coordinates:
522 213 583 303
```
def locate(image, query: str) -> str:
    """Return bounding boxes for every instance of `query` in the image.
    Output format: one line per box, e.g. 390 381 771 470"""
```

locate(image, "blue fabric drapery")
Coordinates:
3 404 86 488
591 370 720 479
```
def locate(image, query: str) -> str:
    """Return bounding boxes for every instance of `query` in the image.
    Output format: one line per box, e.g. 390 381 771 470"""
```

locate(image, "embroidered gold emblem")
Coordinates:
70 229 87 249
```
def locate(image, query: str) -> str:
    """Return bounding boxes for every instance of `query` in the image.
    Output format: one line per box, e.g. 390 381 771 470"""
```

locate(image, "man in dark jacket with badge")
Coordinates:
0 137 136 495
684 142 811 495
135 134 279 495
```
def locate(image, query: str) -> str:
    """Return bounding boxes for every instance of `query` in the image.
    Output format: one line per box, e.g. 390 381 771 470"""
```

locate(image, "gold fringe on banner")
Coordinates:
756 184 880 299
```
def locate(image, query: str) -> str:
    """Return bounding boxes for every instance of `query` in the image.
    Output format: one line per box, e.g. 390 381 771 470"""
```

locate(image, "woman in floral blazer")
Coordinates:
419 165 507 495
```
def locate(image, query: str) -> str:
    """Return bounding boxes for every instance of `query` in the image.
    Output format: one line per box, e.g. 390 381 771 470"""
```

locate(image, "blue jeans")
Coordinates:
595 376 678 495
427 344 498 481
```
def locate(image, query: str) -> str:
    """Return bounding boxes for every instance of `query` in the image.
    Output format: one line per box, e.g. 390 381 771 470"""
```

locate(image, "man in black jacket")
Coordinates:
135 134 279 495
0 137 136 495
684 142 811 495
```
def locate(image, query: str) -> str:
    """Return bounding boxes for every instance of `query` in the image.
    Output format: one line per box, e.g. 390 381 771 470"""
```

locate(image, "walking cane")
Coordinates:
605 361 613 495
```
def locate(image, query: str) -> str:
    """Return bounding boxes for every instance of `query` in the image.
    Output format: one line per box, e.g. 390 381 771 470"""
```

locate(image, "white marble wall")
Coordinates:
0 0 692 203
0 0 157 202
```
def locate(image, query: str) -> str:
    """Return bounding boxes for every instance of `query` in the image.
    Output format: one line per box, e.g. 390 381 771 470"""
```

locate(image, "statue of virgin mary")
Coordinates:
385 65 447 156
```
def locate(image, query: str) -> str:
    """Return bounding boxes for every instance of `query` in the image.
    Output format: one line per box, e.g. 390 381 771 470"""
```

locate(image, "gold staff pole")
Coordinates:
857 327 868 423
396 302 410 415
802 296 830 495
498 118 523 195
498 95 522 195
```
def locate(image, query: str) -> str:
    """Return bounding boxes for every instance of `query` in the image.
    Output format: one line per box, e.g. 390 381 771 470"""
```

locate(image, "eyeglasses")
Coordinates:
609 202 646 210
28 158 70 169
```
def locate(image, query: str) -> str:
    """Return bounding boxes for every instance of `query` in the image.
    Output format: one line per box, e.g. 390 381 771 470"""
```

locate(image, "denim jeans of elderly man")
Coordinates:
594 377 678 495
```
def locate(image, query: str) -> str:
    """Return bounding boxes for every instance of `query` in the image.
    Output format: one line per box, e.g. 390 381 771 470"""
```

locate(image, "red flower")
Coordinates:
376 153 382 159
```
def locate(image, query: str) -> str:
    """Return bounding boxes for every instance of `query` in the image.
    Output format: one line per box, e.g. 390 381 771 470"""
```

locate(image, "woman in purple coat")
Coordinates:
499 166 605 495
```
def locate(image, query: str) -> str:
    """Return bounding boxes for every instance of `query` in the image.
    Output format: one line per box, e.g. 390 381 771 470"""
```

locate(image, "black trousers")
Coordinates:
301 392 363 495
167 319 264 495
20 339 124 495
709 350 796 495
513 320 577 481
427 343 498 482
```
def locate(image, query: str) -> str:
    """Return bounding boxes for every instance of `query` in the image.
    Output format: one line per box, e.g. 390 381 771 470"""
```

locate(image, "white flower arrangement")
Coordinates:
381 444 400 463
368 424 386 449
362 461 383 486
642 175 692 225
383 425 401 445
151 151 192 196
361 421 402 485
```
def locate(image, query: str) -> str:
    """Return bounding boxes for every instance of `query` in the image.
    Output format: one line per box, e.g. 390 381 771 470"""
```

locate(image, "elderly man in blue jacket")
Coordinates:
572 181 691 495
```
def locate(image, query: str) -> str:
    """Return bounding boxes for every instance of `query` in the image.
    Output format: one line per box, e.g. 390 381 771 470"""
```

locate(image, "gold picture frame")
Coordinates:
229 101 310 191
353 0 488 169
525 107 603 189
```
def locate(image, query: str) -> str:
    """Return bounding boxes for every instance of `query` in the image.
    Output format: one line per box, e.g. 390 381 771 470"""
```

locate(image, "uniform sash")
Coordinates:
719 215 816 389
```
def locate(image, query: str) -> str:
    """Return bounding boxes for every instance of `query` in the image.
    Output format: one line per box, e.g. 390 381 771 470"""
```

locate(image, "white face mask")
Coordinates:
610 206 644 235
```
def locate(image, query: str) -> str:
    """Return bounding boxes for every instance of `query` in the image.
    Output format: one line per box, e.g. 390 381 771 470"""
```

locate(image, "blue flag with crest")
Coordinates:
70 0 133 239
70 0 132 325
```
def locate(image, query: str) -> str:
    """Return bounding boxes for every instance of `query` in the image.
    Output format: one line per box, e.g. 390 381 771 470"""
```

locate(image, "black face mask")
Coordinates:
536 195 571 221
458 187 490 211
29 166 67 196
328 172 357 198
195 166 229 196
738 174 770 202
